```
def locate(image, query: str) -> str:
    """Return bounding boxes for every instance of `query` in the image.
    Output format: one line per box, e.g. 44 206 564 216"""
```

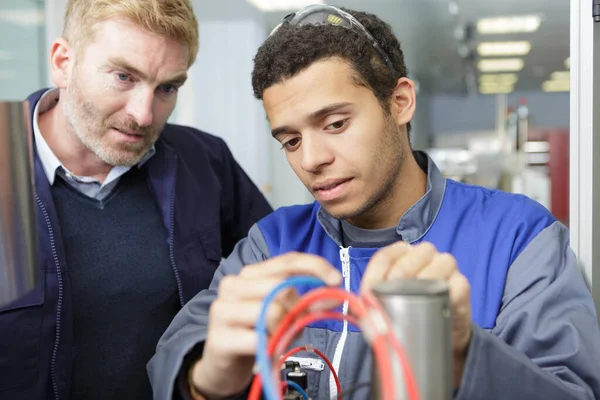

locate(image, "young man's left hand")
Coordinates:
361 241 471 387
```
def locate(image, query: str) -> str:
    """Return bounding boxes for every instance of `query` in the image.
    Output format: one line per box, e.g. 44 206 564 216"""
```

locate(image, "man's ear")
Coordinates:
388 77 416 127
48 38 76 89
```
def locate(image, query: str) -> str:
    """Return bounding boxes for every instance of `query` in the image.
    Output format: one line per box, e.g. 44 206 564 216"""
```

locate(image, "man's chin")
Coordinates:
317 202 359 221
97 149 147 168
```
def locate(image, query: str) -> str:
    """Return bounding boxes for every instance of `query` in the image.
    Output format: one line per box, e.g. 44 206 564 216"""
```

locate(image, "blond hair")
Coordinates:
63 0 199 66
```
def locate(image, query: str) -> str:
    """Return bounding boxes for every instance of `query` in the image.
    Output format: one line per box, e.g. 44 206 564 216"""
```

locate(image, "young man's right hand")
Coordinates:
189 252 342 399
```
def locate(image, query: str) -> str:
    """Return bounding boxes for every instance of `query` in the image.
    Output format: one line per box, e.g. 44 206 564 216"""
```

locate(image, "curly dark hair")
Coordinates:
251 7 411 133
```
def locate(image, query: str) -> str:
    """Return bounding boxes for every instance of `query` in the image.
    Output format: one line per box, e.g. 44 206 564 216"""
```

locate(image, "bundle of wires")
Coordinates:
248 276 421 400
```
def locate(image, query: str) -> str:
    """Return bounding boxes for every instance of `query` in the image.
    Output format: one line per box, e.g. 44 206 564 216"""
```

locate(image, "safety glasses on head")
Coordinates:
270 4 396 74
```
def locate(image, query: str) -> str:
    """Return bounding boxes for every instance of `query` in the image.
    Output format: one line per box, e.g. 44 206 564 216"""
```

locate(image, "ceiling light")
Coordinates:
477 41 531 56
477 58 524 72
542 80 569 92
550 71 570 81
246 0 324 11
479 73 519 84
479 84 514 94
477 15 541 35
0 10 45 27
565 57 570 69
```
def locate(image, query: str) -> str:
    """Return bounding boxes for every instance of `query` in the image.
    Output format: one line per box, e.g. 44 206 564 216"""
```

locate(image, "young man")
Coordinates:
149 5 600 400
0 1 272 399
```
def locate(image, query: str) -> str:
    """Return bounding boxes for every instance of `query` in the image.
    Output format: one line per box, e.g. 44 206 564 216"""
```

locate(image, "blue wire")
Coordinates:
256 276 326 400
286 380 309 400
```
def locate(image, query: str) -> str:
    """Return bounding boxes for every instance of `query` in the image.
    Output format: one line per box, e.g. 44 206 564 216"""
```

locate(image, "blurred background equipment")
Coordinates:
0 100 40 307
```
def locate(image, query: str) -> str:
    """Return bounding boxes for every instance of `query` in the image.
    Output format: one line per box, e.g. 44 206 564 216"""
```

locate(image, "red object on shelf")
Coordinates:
528 128 569 226
548 131 569 226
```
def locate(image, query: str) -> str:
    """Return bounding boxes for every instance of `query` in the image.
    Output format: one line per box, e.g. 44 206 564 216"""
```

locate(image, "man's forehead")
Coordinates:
84 20 189 80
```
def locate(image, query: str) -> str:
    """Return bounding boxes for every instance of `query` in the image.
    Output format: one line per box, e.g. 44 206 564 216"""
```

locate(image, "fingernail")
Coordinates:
327 271 342 285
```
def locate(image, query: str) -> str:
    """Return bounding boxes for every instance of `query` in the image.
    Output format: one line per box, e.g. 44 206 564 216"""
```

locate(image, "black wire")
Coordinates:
333 382 371 399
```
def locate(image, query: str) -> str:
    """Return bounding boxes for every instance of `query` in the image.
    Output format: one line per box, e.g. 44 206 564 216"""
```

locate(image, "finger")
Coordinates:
387 242 438 280
205 327 258 358
415 252 457 280
361 241 411 292
218 275 298 301
209 299 290 334
448 272 471 320
448 272 472 352
307 298 344 312
239 252 342 285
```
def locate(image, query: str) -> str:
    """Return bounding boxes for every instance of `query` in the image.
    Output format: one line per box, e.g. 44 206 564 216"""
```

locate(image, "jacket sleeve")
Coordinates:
148 224 270 400
217 139 273 258
456 221 600 400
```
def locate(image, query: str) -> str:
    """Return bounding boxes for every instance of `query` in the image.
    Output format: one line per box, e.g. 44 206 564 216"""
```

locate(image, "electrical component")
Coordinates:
284 380 309 400
281 346 341 397
249 276 421 400
285 366 307 394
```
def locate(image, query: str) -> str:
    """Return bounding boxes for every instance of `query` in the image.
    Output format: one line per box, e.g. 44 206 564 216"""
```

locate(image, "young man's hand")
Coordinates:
190 252 342 399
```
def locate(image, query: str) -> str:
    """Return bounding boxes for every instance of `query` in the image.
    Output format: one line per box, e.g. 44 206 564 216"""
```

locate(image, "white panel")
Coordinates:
172 19 273 203
570 0 600 310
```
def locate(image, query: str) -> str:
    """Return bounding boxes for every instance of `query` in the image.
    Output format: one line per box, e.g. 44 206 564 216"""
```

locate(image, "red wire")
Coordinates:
280 381 287 396
250 311 397 400
248 286 421 400
248 311 349 400
274 312 396 400
279 346 342 399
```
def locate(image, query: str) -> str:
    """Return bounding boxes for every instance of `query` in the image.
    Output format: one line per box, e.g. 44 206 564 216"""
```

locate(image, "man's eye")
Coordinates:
282 137 301 150
116 73 131 82
327 119 348 130
159 84 178 94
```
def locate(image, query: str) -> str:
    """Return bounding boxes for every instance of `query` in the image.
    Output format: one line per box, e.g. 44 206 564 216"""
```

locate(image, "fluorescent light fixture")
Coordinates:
542 80 569 92
479 85 514 94
550 71 570 81
479 73 519 84
0 9 45 27
479 81 514 94
477 15 541 34
565 57 570 69
477 41 531 56
477 58 524 72
246 0 324 11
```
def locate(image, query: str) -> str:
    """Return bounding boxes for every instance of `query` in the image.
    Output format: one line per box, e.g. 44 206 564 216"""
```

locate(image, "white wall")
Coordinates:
175 1 312 208
173 18 274 204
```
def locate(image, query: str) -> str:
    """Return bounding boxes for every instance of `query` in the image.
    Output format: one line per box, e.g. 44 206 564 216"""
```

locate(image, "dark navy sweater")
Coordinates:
51 168 178 399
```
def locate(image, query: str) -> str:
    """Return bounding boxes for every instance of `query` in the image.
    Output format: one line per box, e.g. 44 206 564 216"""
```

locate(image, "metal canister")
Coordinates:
371 278 453 400
0 101 39 307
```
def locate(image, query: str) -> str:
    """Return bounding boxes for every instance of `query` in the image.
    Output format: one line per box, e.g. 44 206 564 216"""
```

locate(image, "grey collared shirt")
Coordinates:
33 88 155 200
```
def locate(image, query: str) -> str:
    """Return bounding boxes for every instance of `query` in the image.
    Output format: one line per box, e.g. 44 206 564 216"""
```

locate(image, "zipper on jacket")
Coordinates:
330 247 351 399
36 194 63 400
168 185 185 307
